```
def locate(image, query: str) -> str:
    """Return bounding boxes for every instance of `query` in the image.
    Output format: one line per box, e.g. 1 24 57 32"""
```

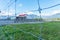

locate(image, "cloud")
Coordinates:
52 10 60 14
41 13 51 16
1 9 60 17
41 10 60 16
17 10 60 17
0 9 15 16
23 11 51 16
25 11 33 14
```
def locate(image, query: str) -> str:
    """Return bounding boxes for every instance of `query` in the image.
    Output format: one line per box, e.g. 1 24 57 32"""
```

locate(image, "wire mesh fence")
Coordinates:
0 21 43 40
0 0 60 40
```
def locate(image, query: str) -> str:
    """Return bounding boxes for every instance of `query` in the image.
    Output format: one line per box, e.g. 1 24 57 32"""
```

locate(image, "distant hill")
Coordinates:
26 14 40 19
42 13 60 18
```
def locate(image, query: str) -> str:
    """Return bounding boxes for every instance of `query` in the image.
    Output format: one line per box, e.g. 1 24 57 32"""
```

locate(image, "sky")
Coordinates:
0 0 60 18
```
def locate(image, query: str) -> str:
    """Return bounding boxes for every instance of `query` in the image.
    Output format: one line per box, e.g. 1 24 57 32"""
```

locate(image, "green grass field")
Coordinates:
0 21 60 40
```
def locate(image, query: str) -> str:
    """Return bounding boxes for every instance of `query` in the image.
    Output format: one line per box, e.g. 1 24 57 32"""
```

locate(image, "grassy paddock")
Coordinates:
0 21 60 40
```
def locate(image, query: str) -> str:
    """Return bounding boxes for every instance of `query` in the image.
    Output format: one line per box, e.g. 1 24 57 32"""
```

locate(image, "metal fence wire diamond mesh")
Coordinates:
0 0 60 40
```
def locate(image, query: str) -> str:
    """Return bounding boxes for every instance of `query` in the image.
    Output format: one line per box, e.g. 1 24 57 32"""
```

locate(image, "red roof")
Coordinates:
19 14 27 17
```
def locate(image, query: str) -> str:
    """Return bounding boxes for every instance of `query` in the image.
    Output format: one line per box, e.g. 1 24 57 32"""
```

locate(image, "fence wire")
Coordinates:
0 0 60 40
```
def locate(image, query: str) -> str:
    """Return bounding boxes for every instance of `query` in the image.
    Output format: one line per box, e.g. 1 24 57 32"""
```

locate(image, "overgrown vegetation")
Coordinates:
0 21 60 40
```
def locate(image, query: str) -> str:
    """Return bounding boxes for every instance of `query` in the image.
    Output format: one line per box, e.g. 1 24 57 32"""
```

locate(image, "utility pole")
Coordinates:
7 0 12 20
15 0 16 17
37 0 43 40
14 0 17 23
37 0 60 40
7 4 10 20
0 11 1 13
